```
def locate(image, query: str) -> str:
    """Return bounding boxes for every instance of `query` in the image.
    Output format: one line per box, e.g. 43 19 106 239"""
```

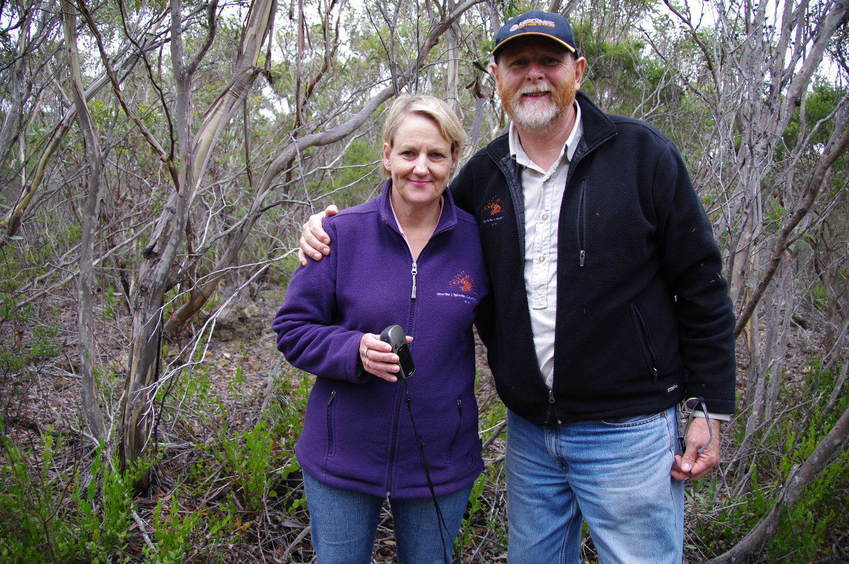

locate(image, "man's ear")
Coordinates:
574 56 588 88
489 61 500 86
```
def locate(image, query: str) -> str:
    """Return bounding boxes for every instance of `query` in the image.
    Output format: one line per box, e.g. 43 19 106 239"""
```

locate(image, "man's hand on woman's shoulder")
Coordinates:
298 205 338 265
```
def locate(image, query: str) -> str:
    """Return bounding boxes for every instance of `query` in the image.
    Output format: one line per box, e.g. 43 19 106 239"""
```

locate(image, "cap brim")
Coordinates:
493 32 576 56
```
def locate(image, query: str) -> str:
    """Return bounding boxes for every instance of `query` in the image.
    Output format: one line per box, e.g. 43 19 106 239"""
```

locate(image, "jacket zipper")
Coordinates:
577 181 587 268
545 388 562 425
448 398 462 456
632 305 659 382
326 390 336 455
388 239 424 495
545 180 586 425
410 261 418 299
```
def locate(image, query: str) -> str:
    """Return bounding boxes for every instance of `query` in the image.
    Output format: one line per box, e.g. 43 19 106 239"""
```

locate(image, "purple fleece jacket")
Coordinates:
272 181 489 499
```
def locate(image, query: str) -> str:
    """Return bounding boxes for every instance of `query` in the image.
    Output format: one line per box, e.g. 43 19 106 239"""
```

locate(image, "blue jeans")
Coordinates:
506 407 684 564
303 471 472 564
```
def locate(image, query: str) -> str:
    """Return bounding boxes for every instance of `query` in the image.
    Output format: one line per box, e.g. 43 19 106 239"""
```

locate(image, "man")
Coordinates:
298 11 736 563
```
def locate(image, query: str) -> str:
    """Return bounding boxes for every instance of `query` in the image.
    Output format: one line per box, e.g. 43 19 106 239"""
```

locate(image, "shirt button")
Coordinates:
538 255 546 263
542 213 550 221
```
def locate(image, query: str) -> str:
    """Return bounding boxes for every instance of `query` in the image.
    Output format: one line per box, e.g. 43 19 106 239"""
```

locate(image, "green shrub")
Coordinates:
688 362 849 561
73 444 139 562
218 419 274 514
145 494 204 563
0 429 143 563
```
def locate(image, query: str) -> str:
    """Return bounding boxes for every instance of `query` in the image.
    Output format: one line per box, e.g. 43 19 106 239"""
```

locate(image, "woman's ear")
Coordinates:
382 142 392 172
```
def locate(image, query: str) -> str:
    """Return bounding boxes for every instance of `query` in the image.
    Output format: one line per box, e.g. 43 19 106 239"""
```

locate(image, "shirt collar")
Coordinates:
508 101 583 173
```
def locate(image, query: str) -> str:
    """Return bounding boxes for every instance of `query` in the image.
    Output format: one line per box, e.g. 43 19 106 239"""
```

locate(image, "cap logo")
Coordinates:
510 18 556 31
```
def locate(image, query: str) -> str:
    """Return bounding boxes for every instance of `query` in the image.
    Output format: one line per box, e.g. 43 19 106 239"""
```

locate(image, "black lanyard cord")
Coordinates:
404 385 453 563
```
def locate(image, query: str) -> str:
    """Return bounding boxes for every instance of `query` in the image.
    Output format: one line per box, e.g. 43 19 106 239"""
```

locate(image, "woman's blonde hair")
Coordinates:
381 95 466 175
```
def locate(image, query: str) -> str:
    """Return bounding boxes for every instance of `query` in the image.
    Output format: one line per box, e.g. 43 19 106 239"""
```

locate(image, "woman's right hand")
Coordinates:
359 332 413 383
298 205 338 265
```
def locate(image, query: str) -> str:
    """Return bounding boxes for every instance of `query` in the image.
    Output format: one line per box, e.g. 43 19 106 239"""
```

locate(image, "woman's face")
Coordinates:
383 113 456 212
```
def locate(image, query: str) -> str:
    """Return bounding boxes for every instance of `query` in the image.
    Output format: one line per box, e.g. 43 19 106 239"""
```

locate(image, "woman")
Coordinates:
272 95 489 563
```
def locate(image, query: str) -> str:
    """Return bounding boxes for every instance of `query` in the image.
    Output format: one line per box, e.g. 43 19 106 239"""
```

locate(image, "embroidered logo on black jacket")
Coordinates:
481 196 505 225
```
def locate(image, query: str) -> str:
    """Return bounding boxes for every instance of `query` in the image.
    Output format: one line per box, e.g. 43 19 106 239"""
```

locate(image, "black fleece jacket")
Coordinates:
451 92 736 425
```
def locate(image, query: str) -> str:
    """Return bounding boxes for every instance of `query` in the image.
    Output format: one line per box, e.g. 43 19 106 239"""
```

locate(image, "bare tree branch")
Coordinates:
734 98 849 336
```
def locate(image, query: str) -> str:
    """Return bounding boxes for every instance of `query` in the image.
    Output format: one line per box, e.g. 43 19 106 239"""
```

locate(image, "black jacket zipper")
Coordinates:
545 388 562 425
632 305 659 382
576 181 587 268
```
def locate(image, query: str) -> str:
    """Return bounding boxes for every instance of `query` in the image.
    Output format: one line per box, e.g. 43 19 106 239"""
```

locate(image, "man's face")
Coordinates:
492 37 586 131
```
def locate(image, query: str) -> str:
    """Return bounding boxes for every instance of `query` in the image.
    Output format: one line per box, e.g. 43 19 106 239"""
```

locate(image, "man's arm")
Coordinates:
650 141 736 481
654 141 736 403
298 204 338 265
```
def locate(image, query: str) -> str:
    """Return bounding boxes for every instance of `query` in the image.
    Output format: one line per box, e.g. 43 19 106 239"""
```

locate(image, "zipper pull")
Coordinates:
547 389 562 425
579 249 586 268
410 261 418 299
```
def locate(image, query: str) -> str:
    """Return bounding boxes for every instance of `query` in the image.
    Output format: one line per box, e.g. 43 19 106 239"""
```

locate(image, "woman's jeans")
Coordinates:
303 471 472 564
506 406 684 564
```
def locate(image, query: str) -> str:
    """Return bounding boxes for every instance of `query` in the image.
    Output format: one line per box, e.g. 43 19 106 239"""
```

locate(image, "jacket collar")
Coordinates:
377 179 459 237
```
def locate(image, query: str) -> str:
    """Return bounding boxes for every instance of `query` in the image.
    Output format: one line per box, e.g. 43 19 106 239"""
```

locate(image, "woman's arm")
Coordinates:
275 219 406 383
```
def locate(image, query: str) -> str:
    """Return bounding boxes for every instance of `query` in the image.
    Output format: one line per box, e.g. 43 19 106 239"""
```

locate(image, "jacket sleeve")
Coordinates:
653 141 736 415
271 220 369 383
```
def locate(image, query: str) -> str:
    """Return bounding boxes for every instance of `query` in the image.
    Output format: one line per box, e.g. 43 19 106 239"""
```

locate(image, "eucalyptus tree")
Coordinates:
1 0 65 236
70 0 278 476
0 0 173 242
61 0 107 442
644 0 848 559
0 0 62 191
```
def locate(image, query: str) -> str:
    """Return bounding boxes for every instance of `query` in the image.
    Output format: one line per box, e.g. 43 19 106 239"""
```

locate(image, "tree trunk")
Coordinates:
119 0 277 476
62 0 106 443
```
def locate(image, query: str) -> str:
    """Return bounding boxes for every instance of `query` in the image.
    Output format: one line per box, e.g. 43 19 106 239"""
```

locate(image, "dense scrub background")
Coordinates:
1 0 847 561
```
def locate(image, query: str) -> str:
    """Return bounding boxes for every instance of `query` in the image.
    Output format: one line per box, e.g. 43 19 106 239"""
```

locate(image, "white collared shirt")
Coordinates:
508 104 582 389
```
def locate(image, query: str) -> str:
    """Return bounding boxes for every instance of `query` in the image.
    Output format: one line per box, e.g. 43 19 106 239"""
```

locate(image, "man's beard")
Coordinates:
500 80 576 131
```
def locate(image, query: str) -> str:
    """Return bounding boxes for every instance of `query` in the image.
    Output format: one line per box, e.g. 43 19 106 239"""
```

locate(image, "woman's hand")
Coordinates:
359 332 413 383
298 205 338 265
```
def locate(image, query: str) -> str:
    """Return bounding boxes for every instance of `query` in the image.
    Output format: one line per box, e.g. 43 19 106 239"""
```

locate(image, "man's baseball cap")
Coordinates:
493 10 577 59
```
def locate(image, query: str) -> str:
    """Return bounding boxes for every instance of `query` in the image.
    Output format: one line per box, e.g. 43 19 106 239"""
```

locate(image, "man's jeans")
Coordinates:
506 407 684 564
303 471 472 564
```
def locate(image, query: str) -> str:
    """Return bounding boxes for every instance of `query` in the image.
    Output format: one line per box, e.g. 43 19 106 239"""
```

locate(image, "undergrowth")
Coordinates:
1 285 845 563
686 360 849 562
